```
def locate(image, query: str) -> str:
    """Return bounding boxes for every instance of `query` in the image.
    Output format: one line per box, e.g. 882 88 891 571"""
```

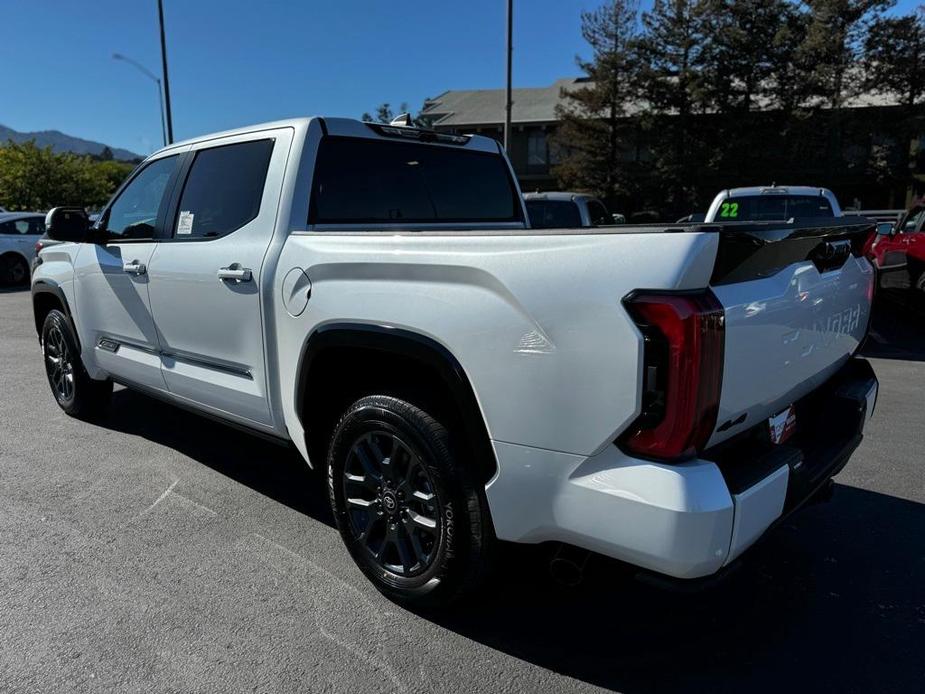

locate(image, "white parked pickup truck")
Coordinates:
32 117 879 606
705 185 843 222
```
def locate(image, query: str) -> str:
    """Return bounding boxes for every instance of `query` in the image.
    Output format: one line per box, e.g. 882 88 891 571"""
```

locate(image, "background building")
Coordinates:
421 77 925 216
420 78 586 192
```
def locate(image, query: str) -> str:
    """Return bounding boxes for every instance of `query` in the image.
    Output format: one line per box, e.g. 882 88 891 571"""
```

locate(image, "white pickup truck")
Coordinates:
33 117 878 607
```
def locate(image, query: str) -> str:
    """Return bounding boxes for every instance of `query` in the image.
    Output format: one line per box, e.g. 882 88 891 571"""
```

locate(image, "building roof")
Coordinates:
419 75 903 129
421 78 588 127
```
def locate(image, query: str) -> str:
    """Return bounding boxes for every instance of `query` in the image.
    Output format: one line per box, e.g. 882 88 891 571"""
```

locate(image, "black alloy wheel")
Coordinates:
41 309 112 418
342 430 441 577
44 321 76 405
327 395 494 607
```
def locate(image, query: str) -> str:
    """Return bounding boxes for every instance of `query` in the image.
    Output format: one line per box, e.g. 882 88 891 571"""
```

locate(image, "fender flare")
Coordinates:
295 323 497 482
31 279 80 350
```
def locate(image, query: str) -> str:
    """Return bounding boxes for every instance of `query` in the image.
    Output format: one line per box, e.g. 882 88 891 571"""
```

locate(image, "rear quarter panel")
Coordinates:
273 230 720 461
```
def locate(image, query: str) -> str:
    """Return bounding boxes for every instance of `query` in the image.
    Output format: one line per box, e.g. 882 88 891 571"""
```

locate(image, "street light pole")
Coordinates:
157 0 174 144
504 0 513 153
113 53 167 148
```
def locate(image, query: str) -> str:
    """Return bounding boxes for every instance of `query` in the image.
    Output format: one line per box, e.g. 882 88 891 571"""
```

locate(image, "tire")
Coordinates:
41 309 112 419
327 395 493 608
0 253 29 286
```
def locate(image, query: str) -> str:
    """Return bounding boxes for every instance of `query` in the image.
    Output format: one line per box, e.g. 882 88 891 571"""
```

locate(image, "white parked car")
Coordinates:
705 185 842 222
0 212 46 285
33 117 878 606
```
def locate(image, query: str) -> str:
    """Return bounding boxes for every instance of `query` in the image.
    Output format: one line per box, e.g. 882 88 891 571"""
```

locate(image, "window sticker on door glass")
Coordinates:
177 210 194 235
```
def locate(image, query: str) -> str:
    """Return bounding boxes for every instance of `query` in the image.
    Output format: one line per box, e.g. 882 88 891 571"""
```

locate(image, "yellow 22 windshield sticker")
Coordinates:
720 202 739 218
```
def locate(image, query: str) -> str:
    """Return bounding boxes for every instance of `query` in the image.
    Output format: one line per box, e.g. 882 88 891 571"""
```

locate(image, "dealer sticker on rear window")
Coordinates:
769 405 797 445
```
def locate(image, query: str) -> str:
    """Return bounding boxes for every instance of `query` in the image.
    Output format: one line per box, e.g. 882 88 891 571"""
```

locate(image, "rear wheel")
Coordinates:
42 309 112 418
0 254 29 286
327 395 493 607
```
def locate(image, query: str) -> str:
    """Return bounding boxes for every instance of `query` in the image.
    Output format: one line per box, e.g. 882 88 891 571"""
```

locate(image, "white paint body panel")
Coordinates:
725 464 789 564
73 242 166 390
487 442 736 578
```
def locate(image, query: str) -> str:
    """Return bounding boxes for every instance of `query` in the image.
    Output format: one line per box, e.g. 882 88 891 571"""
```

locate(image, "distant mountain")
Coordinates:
0 124 141 161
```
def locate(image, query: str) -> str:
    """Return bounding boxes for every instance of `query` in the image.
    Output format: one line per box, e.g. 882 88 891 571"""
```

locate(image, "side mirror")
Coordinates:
876 221 894 236
45 207 89 242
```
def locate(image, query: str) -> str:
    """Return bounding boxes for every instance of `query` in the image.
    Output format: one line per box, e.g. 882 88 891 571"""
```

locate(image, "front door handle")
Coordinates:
217 265 252 282
123 260 146 275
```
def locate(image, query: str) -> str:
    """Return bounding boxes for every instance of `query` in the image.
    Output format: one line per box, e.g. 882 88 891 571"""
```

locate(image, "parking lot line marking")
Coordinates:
137 477 180 517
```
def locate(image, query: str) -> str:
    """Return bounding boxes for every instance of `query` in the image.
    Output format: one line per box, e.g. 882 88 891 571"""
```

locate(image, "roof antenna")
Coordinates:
390 113 414 127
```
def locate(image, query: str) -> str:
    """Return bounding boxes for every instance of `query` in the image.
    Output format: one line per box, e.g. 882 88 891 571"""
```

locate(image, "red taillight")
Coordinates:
620 290 725 461
35 241 44 253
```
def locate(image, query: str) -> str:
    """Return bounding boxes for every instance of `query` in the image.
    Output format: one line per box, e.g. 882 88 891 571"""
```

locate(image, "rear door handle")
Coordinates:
122 261 146 275
217 265 252 282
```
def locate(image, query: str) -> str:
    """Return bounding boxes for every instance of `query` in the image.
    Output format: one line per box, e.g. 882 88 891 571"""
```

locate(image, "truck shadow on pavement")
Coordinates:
433 485 925 693
102 388 924 693
104 388 335 528
865 295 925 362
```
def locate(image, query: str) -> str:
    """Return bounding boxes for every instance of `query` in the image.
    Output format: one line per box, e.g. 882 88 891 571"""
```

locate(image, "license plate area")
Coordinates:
768 405 796 445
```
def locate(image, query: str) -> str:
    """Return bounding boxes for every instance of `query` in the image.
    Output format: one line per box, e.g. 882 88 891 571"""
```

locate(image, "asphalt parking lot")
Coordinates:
0 287 923 693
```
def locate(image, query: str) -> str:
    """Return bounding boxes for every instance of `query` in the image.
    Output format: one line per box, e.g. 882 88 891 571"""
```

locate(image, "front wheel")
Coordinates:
327 395 493 608
42 309 112 418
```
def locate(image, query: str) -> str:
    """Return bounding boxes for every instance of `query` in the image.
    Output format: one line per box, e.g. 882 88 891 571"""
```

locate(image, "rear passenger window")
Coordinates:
310 137 521 225
174 139 274 239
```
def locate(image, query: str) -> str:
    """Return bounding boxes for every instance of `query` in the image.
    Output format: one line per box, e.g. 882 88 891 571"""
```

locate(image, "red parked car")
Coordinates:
870 207 925 293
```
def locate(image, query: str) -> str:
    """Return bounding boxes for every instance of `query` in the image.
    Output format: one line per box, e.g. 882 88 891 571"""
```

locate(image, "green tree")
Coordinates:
700 0 803 114
864 9 925 107
799 0 894 111
0 140 115 211
698 0 809 186
94 159 136 195
551 0 640 208
864 9 925 200
634 0 712 213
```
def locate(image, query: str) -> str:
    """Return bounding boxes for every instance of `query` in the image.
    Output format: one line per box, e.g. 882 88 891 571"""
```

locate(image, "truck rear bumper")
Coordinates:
485 358 878 580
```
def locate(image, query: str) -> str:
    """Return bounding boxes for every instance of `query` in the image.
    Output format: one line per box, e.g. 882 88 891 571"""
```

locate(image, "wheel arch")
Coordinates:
296 323 498 485
32 280 80 350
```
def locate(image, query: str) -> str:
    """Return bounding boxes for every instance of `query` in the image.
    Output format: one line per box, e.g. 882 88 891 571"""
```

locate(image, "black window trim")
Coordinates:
307 135 526 229
160 137 276 243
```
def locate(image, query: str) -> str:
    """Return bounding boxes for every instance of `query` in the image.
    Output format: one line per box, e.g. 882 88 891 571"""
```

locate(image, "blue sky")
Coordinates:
1 0 921 156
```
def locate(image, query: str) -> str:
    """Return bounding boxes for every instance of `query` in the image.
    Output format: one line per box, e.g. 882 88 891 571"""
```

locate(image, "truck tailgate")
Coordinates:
706 219 875 448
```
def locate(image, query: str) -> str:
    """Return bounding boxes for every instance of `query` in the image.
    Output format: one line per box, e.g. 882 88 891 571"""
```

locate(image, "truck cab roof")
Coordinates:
149 117 503 159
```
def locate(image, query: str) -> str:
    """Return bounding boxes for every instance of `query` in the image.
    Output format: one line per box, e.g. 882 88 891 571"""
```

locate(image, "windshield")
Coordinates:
717 195 834 221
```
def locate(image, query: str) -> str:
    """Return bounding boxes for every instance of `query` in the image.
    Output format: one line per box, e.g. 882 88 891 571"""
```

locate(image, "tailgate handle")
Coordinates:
811 239 851 272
